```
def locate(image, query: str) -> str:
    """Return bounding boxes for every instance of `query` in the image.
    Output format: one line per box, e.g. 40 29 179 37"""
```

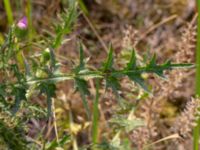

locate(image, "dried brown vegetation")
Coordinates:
0 0 199 149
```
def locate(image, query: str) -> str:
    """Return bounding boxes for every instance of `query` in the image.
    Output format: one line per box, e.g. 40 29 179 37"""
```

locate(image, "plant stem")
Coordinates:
193 0 200 149
195 0 200 99
92 79 100 144
52 98 59 143
26 0 33 49
3 0 13 25
1 62 192 88
79 89 91 120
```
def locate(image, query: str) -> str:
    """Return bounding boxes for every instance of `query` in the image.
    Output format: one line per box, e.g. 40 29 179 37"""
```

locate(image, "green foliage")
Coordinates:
0 3 78 148
92 79 100 144
110 116 144 132
0 24 192 149
0 1 194 149
90 137 132 150
53 1 78 49
45 134 71 150
77 0 89 15
74 44 91 119
103 45 121 94
3 0 13 25
125 49 149 91
0 120 28 150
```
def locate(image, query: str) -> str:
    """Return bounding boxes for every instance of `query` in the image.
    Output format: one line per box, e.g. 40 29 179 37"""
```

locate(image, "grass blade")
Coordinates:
3 0 13 25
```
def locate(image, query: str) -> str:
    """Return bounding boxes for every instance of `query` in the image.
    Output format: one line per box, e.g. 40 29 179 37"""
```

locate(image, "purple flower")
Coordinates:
17 17 27 29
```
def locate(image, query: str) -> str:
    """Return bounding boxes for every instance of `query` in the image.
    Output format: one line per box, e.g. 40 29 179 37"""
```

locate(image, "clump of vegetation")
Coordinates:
0 0 199 150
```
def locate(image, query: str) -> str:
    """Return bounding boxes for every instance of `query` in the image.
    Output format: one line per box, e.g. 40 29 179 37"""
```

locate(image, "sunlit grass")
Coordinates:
3 0 13 25
193 0 200 149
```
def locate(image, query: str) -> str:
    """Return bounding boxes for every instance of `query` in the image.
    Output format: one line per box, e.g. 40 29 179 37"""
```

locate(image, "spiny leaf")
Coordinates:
103 44 114 71
106 76 121 93
53 3 78 48
145 58 193 78
105 75 124 107
163 60 194 69
75 78 90 96
79 43 85 69
63 2 78 33
126 49 136 70
39 83 56 117
147 54 166 78
125 49 149 91
110 116 144 132
73 43 86 74
75 78 90 119
128 74 149 92
148 53 157 67
103 45 120 95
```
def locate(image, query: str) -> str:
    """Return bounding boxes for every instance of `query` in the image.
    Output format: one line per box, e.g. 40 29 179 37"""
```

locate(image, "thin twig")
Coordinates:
144 134 180 148
191 13 198 26
139 14 178 42
82 13 108 53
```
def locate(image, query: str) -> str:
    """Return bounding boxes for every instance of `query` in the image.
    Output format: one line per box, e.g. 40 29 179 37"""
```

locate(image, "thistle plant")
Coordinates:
17 17 28 29
0 1 194 149
0 32 192 116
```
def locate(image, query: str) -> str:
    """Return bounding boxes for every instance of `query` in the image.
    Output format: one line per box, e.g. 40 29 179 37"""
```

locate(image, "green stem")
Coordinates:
1 62 192 87
79 89 91 120
195 0 200 99
3 0 13 25
92 79 100 144
193 0 200 149
26 0 33 49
